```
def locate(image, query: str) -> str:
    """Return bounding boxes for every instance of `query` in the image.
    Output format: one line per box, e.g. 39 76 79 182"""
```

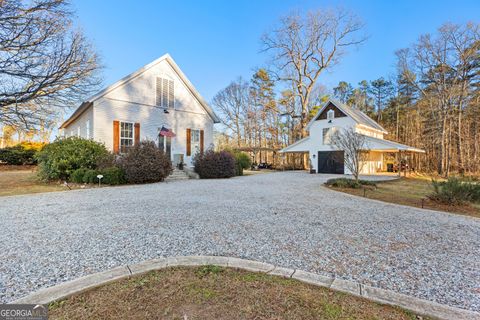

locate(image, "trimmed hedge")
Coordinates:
119 140 172 184
36 137 110 180
71 167 126 185
325 178 377 189
194 149 236 179
0 144 39 165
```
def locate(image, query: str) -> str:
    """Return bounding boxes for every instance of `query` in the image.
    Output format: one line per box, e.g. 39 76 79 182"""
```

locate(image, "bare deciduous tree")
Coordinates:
331 127 368 181
262 8 366 138
0 0 101 131
212 78 250 147
396 22 479 175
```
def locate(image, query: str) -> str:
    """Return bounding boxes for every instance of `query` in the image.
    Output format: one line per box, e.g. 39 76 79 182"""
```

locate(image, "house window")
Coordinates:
120 122 134 153
323 127 337 145
86 120 90 139
77 127 81 137
191 129 200 155
156 77 174 109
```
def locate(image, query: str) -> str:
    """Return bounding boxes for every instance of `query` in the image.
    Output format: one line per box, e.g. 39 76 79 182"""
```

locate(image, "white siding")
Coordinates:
355 126 384 139
62 57 215 167
91 59 214 166
283 109 387 174
102 59 206 115
93 98 213 166
61 106 94 139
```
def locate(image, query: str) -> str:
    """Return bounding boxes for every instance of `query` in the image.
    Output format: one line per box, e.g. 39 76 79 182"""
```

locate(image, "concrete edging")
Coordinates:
12 256 479 320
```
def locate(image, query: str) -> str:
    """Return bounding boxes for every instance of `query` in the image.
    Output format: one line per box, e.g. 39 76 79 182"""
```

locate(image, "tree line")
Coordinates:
214 9 479 176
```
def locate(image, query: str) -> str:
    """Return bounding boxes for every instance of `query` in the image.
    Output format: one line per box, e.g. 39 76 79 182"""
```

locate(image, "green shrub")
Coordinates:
119 140 172 184
235 161 244 176
194 149 236 179
71 166 126 185
325 178 377 189
36 137 110 180
235 152 251 170
233 152 251 176
70 168 88 183
0 144 38 165
82 169 99 184
101 166 126 185
429 177 480 205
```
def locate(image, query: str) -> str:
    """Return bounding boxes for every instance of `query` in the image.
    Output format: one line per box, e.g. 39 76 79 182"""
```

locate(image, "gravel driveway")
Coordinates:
0 171 479 311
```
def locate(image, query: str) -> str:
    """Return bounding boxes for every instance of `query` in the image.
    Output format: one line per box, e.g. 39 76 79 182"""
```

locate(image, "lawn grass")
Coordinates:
327 175 480 218
0 166 88 197
49 266 423 320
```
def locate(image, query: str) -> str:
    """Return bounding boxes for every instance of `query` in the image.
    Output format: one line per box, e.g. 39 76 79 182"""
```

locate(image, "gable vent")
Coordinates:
327 109 335 121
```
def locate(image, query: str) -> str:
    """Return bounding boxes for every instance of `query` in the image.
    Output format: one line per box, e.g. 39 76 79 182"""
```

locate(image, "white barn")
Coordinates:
60 54 220 167
280 99 424 175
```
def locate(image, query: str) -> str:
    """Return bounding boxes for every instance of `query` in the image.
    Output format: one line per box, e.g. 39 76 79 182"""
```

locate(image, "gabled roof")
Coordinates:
363 135 425 153
306 99 387 134
60 53 220 129
280 137 310 153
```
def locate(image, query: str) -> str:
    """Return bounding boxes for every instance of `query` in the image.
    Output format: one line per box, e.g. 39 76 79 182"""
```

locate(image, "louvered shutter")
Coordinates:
168 80 174 109
156 77 162 106
200 130 204 153
113 120 119 153
186 128 191 156
162 78 169 108
134 123 140 145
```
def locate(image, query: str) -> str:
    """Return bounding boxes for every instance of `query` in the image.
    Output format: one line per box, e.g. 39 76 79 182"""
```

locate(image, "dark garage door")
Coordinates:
317 151 344 174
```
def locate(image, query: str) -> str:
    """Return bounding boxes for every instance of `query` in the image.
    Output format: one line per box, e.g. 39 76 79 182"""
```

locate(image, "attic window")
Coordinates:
156 77 175 108
327 109 335 121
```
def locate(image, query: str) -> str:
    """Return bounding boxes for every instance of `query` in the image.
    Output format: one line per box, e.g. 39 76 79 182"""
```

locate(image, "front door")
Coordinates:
158 134 172 159
317 151 344 174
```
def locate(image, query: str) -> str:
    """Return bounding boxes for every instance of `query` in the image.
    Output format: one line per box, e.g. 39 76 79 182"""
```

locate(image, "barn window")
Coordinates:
156 77 175 108
323 127 337 145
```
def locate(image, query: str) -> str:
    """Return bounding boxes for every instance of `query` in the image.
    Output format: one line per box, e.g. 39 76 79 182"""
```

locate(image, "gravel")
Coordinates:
0 171 479 311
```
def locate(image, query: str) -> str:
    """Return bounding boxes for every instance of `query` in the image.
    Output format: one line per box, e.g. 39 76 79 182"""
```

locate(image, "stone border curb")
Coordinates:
12 256 479 320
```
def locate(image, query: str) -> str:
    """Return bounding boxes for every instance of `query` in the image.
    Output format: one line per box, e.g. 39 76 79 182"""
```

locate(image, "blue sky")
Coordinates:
73 0 479 102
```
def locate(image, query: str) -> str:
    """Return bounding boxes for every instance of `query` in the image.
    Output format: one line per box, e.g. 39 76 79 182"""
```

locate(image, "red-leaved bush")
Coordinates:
119 140 172 184
193 149 236 179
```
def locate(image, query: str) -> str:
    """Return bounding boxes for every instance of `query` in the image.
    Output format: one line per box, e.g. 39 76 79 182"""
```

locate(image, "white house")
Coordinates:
280 99 424 174
60 54 220 167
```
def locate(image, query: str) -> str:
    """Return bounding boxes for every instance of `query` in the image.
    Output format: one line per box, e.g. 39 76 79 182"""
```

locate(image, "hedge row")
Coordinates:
0 142 45 165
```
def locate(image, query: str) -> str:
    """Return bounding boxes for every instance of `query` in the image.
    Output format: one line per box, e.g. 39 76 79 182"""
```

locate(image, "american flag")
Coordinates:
159 126 176 137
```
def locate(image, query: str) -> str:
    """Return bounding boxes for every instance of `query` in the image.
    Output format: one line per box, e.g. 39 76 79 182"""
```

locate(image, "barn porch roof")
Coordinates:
279 135 425 153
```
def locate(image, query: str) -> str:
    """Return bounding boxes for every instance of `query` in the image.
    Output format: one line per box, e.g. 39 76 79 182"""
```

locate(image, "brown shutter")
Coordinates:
200 129 204 154
113 120 119 153
186 128 191 156
134 123 140 145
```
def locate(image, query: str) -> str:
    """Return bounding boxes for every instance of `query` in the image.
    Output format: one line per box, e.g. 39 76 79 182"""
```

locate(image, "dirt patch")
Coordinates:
49 266 422 320
0 164 37 171
0 169 93 197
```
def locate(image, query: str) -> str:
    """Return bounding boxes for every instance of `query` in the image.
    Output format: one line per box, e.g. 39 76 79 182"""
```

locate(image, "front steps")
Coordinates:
165 168 190 182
